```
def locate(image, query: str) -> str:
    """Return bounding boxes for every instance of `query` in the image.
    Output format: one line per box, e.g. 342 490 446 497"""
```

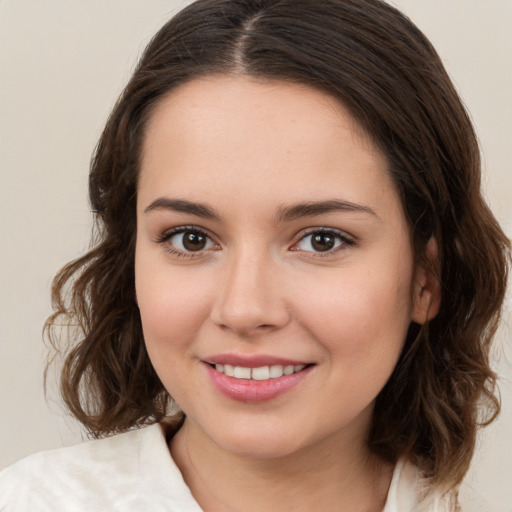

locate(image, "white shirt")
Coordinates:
0 422 453 511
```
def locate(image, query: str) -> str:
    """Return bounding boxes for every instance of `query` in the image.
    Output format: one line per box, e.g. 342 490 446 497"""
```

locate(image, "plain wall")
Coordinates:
0 1 510 510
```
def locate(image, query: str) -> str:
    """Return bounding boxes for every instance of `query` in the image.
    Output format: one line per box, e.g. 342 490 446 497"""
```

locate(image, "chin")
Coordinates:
200 416 311 460
220 433 306 460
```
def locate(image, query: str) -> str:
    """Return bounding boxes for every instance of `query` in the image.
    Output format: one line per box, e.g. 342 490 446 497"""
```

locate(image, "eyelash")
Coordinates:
291 228 354 257
156 226 218 259
155 226 354 258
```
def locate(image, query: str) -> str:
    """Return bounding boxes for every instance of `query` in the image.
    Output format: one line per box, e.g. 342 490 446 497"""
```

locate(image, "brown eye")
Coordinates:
182 231 207 251
166 228 216 252
295 229 351 253
311 233 336 252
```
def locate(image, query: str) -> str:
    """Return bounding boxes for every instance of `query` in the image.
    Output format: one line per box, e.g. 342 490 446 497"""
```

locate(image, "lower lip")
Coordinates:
204 363 313 403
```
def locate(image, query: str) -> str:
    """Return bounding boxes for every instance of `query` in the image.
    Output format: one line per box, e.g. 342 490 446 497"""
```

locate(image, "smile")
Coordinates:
204 359 314 403
212 364 306 380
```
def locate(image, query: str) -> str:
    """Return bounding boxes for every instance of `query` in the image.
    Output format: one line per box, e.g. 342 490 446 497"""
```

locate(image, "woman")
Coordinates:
1 0 509 510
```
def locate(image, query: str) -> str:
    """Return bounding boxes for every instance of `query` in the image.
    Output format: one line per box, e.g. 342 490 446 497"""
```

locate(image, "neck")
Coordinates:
168 417 393 512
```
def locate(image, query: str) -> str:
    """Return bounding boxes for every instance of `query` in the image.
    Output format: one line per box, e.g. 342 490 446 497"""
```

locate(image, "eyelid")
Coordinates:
154 225 354 258
158 225 207 240
290 227 355 254
155 225 220 257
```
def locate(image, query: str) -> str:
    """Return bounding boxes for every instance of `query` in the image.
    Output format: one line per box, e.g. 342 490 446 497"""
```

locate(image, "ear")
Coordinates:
411 237 441 324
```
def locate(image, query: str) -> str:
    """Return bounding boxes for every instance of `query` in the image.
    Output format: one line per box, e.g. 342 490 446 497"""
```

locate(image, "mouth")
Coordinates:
207 363 310 381
203 357 315 403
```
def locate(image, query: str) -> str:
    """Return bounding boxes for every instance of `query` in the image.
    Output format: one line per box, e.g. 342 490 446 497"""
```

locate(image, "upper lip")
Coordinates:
204 354 312 368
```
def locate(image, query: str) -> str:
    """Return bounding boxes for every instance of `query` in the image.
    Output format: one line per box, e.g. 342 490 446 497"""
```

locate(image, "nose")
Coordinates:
210 249 291 337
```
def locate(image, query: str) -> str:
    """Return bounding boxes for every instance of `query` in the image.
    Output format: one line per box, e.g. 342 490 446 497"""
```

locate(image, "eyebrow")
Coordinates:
143 197 377 222
144 197 221 220
276 200 378 222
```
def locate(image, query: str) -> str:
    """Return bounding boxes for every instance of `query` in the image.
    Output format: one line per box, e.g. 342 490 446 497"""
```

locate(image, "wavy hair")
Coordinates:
45 0 510 491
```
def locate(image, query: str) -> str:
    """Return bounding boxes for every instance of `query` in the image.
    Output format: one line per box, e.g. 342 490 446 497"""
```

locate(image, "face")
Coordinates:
135 76 426 460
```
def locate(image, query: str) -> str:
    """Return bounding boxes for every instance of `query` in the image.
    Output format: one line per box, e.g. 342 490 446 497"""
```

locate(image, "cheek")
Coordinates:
297 262 413 361
135 263 213 355
135 264 215 404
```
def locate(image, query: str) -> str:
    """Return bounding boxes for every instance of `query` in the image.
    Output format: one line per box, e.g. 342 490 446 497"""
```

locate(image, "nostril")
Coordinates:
209 281 291 335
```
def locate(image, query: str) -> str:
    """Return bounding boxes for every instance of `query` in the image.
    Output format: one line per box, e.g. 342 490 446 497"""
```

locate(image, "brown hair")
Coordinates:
45 0 510 491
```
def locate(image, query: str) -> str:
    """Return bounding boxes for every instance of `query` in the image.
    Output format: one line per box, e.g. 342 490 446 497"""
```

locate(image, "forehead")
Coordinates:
146 75 361 129
142 75 373 163
138 75 400 220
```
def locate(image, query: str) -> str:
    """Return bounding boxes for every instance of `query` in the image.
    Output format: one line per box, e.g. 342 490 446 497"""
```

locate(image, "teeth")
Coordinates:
214 364 307 380
252 366 270 381
283 365 294 375
233 366 251 379
269 365 284 378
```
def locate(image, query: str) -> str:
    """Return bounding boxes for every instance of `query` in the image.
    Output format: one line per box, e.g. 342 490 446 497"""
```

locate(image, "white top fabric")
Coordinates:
0 422 454 511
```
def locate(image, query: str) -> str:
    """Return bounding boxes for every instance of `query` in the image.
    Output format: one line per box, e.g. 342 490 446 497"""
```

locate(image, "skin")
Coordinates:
135 76 438 512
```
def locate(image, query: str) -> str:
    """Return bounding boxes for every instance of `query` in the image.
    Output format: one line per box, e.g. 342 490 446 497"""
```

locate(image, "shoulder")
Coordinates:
0 426 151 511
0 421 202 512
383 458 458 512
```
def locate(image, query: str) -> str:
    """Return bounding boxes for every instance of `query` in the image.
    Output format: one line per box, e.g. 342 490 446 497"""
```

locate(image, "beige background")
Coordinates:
0 1 510 510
